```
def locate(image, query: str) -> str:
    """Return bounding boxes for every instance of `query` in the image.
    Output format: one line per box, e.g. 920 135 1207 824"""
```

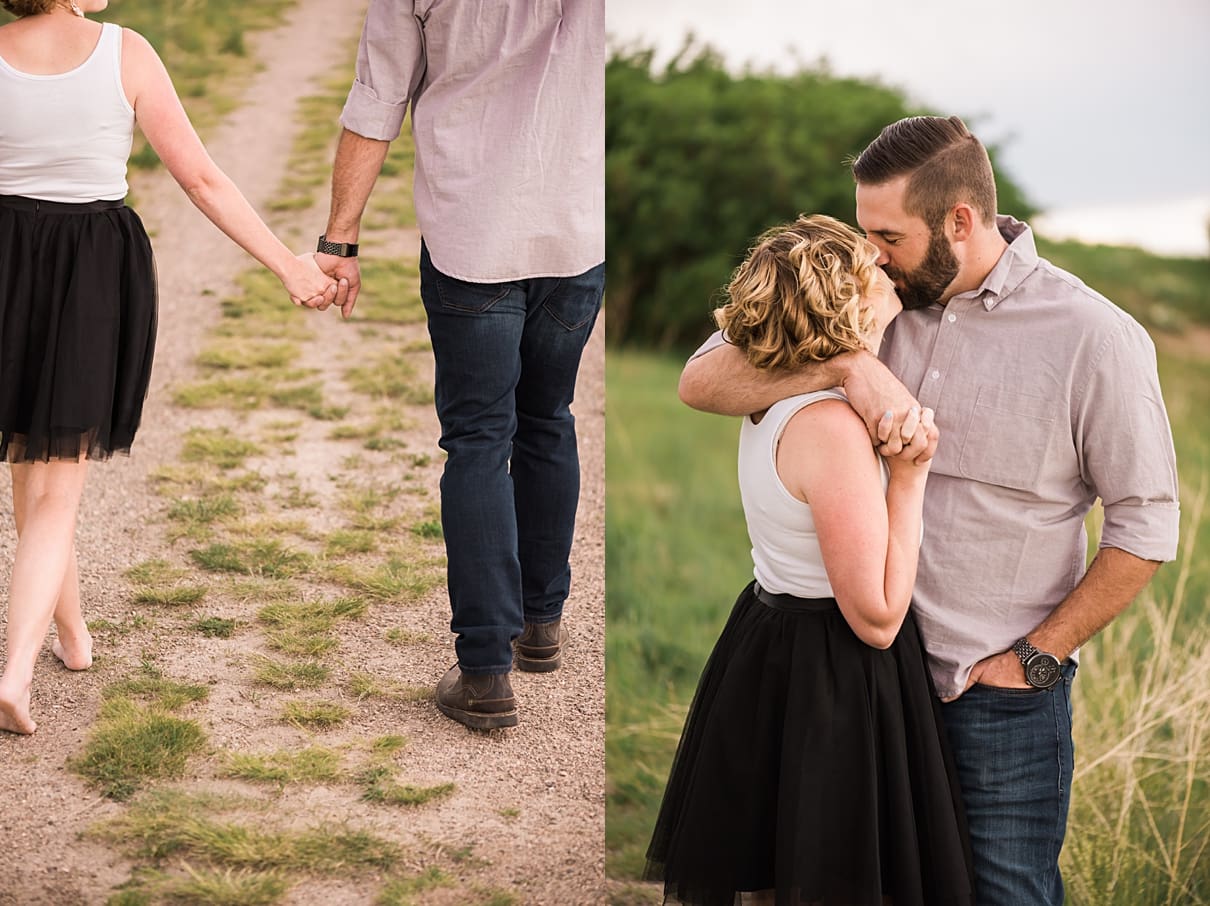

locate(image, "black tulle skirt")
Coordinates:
646 582 975 906
0 194 157 462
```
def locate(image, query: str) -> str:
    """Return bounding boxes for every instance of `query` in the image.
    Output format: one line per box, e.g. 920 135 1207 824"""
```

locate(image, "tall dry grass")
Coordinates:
1064 475 1210 905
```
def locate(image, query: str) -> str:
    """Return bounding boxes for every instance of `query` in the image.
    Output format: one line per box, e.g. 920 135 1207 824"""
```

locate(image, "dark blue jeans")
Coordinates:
419 242 604 675
940 663 1077 906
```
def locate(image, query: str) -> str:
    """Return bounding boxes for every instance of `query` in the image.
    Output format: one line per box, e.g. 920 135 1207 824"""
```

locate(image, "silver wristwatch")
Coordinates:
1011 638 1062 690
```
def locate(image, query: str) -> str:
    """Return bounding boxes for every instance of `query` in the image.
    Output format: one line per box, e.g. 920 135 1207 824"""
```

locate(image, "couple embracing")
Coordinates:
0 0 602 735
647 116 1179 905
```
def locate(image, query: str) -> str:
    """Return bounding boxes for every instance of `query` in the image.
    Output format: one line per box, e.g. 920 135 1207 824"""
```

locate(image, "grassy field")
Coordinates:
605 243 1210 905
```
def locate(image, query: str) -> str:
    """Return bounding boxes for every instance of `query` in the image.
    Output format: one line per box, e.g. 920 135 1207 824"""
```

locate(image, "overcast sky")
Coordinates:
607 0 1210 255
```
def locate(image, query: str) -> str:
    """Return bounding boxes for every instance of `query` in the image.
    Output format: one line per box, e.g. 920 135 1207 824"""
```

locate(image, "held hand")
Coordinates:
287 253 339 310
885 407 938 473
314 252 361 320
842 353 920 450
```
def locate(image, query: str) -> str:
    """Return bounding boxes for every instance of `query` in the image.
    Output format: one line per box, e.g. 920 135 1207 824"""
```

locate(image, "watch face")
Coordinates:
1026 654 1061 689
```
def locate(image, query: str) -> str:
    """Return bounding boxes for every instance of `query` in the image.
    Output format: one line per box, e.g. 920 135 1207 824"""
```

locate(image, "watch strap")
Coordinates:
317 234 359 257
1011 637 1038 666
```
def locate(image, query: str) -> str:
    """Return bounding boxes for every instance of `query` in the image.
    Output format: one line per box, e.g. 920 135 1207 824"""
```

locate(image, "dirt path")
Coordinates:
0 3 605 903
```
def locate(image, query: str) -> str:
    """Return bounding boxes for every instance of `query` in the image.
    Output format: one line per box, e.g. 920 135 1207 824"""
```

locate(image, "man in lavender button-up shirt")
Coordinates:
680 117 1179 905
313 0 605 731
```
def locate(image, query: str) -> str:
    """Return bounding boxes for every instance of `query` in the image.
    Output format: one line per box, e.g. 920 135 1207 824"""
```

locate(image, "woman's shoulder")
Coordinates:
779 392 873 460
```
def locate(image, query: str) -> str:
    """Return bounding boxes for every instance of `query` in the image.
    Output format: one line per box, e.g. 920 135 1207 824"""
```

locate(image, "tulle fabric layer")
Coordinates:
0 195 157 462
645 582 975 906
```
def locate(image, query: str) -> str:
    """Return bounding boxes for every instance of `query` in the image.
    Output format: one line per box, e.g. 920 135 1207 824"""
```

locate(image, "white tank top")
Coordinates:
738 389 889 598
0 22 133 203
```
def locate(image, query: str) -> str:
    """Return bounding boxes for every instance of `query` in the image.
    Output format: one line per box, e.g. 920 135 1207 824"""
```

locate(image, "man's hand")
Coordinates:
839 353 921 453
945 650 1031 701
314 252 360 319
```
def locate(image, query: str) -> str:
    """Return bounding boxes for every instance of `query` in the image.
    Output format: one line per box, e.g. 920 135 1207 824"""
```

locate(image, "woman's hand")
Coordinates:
886 406 938 476
284 253 339 310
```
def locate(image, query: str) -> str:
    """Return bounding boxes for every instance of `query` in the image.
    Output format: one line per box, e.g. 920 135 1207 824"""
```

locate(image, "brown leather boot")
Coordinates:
515 619 570 673
435 665 518 729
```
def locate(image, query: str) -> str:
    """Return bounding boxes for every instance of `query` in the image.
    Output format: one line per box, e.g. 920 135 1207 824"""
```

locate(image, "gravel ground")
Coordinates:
0 2 605 903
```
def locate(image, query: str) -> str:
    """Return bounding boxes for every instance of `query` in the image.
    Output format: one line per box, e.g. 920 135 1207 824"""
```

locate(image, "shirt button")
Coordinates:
931 370 941 380
947 313 957 323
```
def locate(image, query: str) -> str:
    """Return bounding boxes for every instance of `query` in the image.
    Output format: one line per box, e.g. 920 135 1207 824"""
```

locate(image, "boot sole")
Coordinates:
515 651 562 673
436 700 519 730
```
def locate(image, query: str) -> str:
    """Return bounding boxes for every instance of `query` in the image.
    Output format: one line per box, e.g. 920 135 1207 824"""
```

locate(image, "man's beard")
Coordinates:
886 228 959 310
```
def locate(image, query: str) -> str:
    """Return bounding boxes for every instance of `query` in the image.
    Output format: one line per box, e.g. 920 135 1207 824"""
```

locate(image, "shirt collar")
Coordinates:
951 214 1039 311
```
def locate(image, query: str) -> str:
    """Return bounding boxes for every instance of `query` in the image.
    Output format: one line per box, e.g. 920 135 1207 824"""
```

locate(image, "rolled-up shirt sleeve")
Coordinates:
1076 319 1180 561
340 0 426 141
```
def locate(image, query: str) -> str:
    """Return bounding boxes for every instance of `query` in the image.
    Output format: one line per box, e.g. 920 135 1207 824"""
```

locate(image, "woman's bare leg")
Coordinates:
0 459 90 734
11 465 92 671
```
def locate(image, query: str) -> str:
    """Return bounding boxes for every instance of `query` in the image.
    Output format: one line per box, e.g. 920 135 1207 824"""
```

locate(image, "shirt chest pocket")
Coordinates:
955 386 1058 492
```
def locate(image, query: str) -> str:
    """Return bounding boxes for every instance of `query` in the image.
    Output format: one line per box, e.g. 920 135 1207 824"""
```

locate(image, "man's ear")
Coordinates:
949 203 976 242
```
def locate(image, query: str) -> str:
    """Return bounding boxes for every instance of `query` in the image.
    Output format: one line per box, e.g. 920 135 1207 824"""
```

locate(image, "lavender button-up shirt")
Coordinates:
883 216 1178 697
691 216 1180 698
341 0 604 283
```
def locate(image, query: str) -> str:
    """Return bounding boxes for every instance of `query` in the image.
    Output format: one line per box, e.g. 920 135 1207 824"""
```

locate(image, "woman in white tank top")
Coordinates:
0 0 340 735
646 215 976 905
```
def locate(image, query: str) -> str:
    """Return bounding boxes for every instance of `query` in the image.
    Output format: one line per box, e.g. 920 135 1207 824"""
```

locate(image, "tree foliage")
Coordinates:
606 42 1036 349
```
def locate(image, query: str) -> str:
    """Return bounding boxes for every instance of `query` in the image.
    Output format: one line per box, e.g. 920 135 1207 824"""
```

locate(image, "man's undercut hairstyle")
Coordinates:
851 115 998 230
1 0 59 14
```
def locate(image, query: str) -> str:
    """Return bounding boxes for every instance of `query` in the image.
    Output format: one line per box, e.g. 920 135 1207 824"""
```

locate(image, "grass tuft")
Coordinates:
94 790 401 871
71 695 207 800
253 657 330 690
133 584 209 607
358 766 455 807
194 616 237 638
190 540 312 578
224 746 343 784
377 867 453 906
280 700 351 729
180 428 262 470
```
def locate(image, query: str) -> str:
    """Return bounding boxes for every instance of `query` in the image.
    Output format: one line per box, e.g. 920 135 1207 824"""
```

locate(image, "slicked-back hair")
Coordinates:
714 214 882 372
851 115 998 230
1 0 60 14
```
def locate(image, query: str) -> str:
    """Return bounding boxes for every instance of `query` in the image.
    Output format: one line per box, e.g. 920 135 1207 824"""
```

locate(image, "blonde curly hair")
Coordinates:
714 214 881 371
1 0 60 14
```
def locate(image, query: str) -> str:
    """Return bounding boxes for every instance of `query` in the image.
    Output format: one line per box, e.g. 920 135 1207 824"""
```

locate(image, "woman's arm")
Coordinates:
120 29 336 307
777 400 933 648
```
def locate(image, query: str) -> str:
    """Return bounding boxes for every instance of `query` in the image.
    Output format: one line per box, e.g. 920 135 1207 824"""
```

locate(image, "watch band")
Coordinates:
1011 637 1040 665
1012 637 1062 689
317 234 359 257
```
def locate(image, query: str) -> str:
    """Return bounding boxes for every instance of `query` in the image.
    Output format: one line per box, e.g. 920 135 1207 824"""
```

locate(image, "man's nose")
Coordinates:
874 245 891 267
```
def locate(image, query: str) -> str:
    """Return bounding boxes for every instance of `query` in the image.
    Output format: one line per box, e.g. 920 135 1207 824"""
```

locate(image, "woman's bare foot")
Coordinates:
52 630 93 671
0 677 36 735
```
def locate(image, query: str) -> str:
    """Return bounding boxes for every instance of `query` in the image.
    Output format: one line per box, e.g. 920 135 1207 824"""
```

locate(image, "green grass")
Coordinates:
378 867 453 906
358 766 455 807
350 258 425 324
224 747 344 784
71 691 207 800
132 584 209 606
94 790 401 872
605 263 1210 903
112 866 288 906
280 700 351 729
345 352 433 404
385 628 432 646
371 735 409 755
194 616 237 638
252 658 330 690
326 554 443 602
189 540 313 578
180 428 262 470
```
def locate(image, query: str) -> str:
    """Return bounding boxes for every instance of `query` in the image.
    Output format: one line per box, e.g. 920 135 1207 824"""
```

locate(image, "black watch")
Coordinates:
1011 638 1062 689
317 234 359 257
